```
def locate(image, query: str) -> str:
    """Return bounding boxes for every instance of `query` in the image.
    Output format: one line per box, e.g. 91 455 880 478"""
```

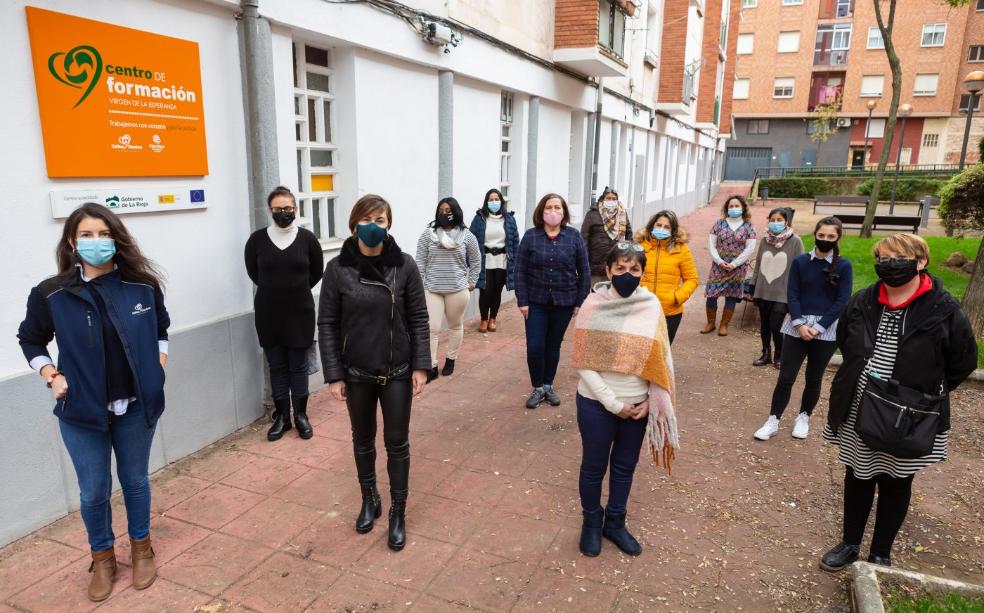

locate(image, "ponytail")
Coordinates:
827 244 841 286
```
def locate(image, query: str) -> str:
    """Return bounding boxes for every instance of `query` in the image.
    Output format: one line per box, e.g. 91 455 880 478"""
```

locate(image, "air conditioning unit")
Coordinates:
836 118 851 128
644 48 658 67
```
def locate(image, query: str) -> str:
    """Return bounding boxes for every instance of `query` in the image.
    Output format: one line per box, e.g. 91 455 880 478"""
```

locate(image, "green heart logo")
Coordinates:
47 45 102 109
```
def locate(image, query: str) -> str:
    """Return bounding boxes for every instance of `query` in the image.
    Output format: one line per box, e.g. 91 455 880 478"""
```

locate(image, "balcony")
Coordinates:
808 73 844 111
813 48 849 67
818 0 854 19
553 0 634 77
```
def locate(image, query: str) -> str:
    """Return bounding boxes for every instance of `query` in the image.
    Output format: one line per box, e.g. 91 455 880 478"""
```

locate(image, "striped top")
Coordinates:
823 307 947 479
780 313 838 342
415 226 481 294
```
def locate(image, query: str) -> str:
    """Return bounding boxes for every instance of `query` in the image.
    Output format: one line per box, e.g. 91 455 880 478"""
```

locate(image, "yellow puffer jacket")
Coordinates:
637 229 700 317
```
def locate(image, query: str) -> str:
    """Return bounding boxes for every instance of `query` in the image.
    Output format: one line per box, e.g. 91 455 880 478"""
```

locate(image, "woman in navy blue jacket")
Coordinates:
469 188 520 333
514 193 591 409
17 203 170 602
754 216 852 443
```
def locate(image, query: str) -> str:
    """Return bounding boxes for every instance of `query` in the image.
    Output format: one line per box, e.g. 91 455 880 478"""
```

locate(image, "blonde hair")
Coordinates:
872 233 930 263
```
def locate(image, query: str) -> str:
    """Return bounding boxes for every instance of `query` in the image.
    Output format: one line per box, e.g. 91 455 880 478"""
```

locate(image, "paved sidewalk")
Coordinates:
2 186 981 612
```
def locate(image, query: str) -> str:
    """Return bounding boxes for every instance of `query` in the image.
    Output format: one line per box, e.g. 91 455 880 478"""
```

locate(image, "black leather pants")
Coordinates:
345 379 412 501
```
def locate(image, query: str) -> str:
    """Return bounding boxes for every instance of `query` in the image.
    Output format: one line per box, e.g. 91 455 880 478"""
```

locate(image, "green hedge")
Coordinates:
856 177 948 202
758 177 841 198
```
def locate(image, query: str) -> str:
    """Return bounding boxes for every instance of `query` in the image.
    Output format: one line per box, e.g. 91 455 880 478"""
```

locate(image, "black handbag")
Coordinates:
854 372 944 458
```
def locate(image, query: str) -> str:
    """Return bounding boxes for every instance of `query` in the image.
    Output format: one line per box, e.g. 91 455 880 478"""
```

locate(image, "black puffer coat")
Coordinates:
827 275 977 435
318 236 430 383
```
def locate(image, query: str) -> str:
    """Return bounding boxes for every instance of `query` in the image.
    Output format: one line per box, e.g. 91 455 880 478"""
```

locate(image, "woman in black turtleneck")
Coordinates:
245 186 324 441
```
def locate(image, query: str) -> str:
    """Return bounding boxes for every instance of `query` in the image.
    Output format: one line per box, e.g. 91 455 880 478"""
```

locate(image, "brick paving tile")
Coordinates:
306 571 416 612
32 512 90 552
462 513 560 565
113 515 211 567
175 447 256 483
221 551 343 612
220 454 311 496
150 471 213 514
92 578 212 612
220 496 326 550
165 483 266 531
157 532 273 596
407 593 475 612
512 567 619 613
348 533 457 588
284 510 384 569
0 538 87 600
6 553 128 613
272 466 360 511
402 494 485 545
425 549 535 612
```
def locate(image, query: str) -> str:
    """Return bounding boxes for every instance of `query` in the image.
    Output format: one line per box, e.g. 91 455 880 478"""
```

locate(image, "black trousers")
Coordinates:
769 336 837 417
264 346 309 400
345 379 412 499
479 268 507 320
755 299 786 355
843 467 914 557
665 313 682 345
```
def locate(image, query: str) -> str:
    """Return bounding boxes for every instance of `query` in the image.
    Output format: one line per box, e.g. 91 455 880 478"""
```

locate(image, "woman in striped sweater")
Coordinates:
416 197 481 382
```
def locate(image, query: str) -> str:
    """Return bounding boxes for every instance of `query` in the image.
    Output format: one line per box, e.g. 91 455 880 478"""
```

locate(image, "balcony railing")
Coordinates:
808 82 843 110
818 0 854 19
813 48 848 66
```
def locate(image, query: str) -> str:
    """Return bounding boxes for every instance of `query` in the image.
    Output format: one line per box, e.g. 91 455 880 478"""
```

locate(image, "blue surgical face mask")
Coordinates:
727 207 743 218
610 271 641 298
76 238 116 266
356 223 387 248
487 201 502 214
651 228 672 241
768 221 786 235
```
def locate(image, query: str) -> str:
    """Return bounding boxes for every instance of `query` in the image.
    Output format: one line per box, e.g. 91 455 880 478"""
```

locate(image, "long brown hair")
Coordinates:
814 216 844 287
56 203 165 290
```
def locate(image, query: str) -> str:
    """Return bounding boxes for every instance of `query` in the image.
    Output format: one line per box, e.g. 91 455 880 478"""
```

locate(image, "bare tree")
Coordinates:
809 94 842 167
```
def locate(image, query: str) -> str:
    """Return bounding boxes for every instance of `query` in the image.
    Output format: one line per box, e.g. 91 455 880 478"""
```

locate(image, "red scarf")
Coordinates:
878 273 932 309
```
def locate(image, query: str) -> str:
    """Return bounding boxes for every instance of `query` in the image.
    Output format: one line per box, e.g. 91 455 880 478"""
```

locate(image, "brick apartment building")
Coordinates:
723 0 984 180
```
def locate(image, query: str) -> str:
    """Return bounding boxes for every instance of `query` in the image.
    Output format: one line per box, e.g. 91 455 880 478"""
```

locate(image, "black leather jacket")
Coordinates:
318 236 430 383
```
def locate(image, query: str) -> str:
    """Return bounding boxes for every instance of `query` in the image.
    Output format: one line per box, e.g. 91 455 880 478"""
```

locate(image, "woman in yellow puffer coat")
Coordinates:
636 210 700 343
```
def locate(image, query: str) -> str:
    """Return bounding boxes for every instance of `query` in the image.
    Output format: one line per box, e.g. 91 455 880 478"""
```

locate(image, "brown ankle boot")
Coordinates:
130 536 157 590
718 308 735 336
479 320 489 333
700 307 717 334
87 547 117 602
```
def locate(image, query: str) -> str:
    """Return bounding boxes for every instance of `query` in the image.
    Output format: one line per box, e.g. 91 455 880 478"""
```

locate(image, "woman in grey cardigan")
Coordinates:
748 208 803 368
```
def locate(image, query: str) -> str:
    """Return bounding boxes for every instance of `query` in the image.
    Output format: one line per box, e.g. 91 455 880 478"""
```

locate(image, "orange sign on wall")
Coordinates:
25 7 208 178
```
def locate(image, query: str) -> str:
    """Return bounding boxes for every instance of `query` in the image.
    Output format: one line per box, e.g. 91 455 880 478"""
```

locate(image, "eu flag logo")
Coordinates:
190 190 205 203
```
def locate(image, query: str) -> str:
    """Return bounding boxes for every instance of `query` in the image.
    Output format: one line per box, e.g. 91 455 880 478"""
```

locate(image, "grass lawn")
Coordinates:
884 589 984 613
801 235 983 368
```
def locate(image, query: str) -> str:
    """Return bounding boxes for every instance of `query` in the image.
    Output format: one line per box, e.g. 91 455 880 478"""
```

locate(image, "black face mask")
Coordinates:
875 259 919 288
610 272 641 298
437 213 455 228
272 211 295 228
815 238 837 253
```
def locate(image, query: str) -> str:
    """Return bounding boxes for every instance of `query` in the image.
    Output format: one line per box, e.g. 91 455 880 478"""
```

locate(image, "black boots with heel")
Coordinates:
267 397 292 441
292 394 313 439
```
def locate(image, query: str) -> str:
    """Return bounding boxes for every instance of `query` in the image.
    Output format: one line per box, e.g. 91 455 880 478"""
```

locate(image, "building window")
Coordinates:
733 77 750 99
782 0 803 5
293 42 337 241
742 0 757 7
860 75 884 97
500 91 513 199
777 31 800 53
815 24 851 66
773 77 795 98
922 133 939 148
867 27 884 49
920 24 946 47
913 73 939 96
969 45 984 62
959 94 983 112
747 119 769 134
866 118 886 138
978 0 984 10
598 0 627 58
737 33 754 55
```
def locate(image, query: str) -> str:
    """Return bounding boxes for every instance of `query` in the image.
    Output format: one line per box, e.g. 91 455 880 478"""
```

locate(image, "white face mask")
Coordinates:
603 200 618 210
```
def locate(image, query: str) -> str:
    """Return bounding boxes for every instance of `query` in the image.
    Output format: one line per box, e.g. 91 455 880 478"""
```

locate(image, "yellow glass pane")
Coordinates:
311 174 334 192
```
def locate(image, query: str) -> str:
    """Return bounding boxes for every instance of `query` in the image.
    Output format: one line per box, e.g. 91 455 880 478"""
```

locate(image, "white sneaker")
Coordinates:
792 412 810 439
754 416 780 441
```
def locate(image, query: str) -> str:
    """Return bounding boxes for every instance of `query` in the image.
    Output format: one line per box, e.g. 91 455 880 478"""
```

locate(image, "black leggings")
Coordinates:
769 336 837 417
479 268 507 320
665 314 682 344
843 467 914 557
345 379 412 499
755 299 787 355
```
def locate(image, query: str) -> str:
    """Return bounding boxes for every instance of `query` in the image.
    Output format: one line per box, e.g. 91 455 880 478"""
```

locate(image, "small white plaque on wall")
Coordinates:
50 187 207 219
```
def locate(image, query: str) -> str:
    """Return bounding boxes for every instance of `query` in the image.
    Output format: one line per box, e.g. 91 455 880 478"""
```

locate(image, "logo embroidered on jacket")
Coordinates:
132 303 151 315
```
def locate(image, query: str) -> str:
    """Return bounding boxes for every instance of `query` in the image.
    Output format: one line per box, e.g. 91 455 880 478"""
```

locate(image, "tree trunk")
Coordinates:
963 241 984 339
862 0 902 237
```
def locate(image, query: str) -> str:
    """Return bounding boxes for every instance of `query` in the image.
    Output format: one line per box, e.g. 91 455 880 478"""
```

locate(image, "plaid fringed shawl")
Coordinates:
570 285 680 473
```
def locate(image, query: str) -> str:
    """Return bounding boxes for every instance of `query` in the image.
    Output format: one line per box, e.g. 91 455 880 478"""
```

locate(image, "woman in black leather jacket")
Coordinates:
318 194 430 551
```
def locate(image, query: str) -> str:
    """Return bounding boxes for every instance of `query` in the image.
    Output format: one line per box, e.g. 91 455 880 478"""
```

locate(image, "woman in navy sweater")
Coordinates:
514 193 591 409
754 216 852 442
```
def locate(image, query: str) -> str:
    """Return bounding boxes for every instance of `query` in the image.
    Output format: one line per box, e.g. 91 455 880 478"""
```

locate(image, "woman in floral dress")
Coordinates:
702 195 757 336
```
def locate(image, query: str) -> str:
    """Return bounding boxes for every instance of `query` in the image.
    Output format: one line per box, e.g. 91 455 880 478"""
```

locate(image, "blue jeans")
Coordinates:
265 345 310 400
524 303 575 388
576 394 647 515
706 296 739 311
59 405 157 551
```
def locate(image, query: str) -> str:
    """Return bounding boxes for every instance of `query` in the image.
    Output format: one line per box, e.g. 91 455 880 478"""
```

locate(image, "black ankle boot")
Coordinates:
579 509 603 557
867 553 891 567
356 482 382 534
602 510 642 556
388 498 407 551
291 395 313 439
426 367 439 383
441 358 455 376
267 397 292 441
753 348 772 366
819 542 859 572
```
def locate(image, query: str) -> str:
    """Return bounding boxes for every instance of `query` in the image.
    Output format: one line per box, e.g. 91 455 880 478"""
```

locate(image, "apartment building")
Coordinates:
723 0 984 180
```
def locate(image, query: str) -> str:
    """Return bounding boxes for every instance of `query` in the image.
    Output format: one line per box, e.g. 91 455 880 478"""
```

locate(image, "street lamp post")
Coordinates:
958 71 984 170
889 103 912 214
862 99 877 171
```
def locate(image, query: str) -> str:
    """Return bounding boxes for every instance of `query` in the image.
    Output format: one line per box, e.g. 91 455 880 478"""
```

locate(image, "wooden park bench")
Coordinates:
812 195 924 234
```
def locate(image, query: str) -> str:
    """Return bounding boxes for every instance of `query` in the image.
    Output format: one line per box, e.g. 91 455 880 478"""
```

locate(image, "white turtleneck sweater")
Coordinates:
267 222 298 250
